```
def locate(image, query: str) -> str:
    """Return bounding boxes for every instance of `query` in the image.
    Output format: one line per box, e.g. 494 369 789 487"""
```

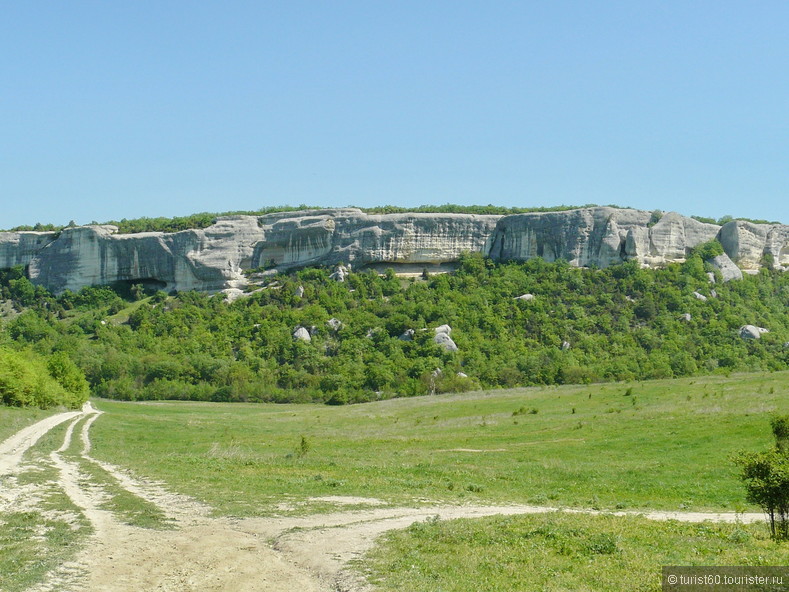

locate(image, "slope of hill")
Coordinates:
1 250 787 403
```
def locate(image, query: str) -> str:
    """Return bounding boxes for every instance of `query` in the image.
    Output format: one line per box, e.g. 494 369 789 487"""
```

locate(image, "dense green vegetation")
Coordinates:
733 415 789 540
5 204 782 234
89 372 787 515
364 513 786 592
1 249 788 404
0 348 88 409
3 203 605 233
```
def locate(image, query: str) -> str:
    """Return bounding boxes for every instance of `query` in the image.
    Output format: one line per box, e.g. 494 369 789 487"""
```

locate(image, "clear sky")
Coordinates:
2 1 788 228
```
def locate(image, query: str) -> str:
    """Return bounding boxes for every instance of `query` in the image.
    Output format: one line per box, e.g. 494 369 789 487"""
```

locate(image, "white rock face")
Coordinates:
434 325 458 352
293 327 311 342
27 218 267 294
252 209 501 270
739 325 767 340
0 231 57 269
719 221 789 270
489 207 720 268
2 207 787 294
693 291 708 301
329 265 350 282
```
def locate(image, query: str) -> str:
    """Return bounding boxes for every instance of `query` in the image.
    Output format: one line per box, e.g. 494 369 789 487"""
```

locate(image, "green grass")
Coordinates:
0 411 170 592
88 371 789 516
0 510 88 592
0 422 91 592
70 455 173 529
52 415 172 530
0 406 59 442
362 512 788 592
105 296 151 325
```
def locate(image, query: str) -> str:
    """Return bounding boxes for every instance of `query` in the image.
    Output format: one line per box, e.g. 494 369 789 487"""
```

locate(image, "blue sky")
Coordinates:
2 1 788 228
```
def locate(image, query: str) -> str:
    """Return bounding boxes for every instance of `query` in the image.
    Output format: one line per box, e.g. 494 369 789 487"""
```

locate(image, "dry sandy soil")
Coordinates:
0 406 765 592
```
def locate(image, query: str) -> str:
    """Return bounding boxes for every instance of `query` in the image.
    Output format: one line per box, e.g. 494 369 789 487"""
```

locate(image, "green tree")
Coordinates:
732 415 789 540
47 352 90 407
0 348 82 409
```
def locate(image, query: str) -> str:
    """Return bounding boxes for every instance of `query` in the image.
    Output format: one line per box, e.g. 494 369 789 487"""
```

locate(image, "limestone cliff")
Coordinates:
488 208 721 268
718 220 789 271
1 207 787 294
252 209 501 269
0 231 57 269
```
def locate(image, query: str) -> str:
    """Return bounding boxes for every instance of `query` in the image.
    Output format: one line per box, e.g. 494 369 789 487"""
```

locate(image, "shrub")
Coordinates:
732 415 789 540
0 348 86 409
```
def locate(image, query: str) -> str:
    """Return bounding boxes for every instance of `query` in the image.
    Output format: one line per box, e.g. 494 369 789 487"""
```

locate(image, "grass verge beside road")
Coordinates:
362 512 787 592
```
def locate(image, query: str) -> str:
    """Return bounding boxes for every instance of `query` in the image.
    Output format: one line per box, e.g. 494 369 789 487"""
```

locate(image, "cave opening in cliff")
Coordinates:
112 278 169 298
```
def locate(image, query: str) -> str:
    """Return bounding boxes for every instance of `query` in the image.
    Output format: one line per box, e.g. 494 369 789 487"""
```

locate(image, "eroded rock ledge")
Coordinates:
1 207 787 294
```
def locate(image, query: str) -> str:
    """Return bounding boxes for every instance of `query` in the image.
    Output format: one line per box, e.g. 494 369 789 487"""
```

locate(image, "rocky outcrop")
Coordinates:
489 208 721 268
28 218 267 294
740 325 769 340
719 220 789 271
293 327 312 342
708 254 743 282
252 209 501 270
1 207 787 294
434 325 458 352
0 231 57 269
326 318 343 332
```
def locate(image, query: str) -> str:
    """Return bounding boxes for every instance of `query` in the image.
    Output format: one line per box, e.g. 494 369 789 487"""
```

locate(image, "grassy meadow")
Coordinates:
88 371 789 516
363 513 787 592
3 371 789 591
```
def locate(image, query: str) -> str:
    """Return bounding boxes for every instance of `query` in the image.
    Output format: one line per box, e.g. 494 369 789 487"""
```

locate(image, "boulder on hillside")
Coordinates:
708 253 743 282
739 325 768 340
692 291 707 301
514 293 535 301
295 285 305 297
293 326 311 342
399 329 415 341
329 265 350 282
680 313 692 322
326 318 343 331
434 325 458 351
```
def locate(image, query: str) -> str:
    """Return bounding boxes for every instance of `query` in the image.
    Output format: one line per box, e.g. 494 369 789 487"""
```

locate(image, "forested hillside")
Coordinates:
1 250 787 405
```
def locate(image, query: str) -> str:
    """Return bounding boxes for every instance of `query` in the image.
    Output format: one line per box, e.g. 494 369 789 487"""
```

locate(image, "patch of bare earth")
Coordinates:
1 406 766 592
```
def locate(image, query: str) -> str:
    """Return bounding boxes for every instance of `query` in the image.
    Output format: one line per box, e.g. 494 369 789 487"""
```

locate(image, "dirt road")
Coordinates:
0 406 766 592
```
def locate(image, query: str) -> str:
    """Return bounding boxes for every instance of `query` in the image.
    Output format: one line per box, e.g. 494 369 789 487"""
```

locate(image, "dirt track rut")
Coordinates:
0 406 767 592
